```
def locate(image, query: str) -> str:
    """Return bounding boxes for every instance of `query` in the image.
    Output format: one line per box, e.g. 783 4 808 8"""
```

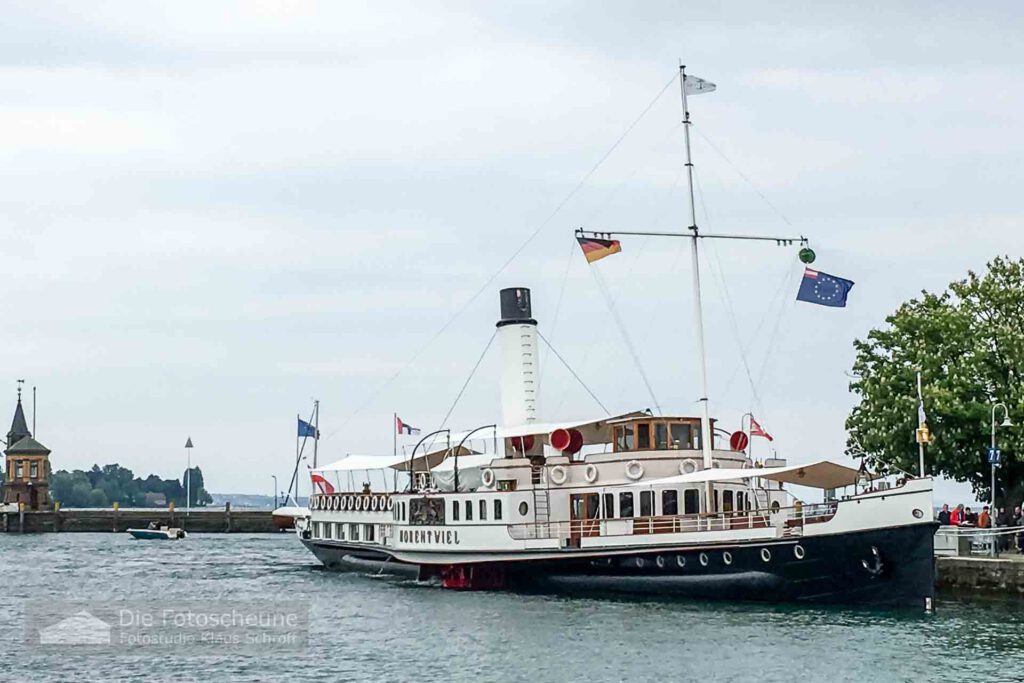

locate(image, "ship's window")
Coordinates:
683 489 699 514
410 497 444 526
587 494 600 520
337 523 345 540
325 523 333 539
713 490 719 513
465 500 473 521
365 524 375 542
479 500 487 521
615 424 635 451
494 499 503 520
670 423 692 449
662 490 678 516
603 493 615 519
619 492 634 518
736 492 745 511
636 422 651 449
654 423 669 449
640 490 653 517
723 490 734 513
350 524 360 541
452 500 460 521
518 501 529 516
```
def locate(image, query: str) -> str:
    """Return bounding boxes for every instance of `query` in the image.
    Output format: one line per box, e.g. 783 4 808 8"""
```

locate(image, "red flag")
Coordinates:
310 473 335 495
750 417 774 442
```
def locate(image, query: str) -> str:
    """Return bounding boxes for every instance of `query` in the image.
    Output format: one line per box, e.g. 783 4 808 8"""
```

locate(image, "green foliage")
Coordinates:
182 466 213 507
847 256 1023 500
50 463 212 508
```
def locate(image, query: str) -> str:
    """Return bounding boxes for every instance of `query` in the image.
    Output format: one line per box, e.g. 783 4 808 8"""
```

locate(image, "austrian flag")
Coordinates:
310 473 335 495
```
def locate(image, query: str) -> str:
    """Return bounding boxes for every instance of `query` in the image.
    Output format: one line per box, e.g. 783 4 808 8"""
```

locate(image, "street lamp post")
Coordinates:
990 402 1012 557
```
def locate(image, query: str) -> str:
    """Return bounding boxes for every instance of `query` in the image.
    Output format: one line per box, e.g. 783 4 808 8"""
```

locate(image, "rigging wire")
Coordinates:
536 330 611 416
438 329 498 430
693 126 796 229
588 265 663 415
537 237 578 397
323 72 679 440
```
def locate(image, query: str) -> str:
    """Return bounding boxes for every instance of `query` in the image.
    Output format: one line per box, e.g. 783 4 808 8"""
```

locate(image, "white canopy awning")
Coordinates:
643 460 864 490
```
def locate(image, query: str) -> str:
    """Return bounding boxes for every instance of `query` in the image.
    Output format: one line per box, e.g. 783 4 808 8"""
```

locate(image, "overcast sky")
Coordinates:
2 1 1021 502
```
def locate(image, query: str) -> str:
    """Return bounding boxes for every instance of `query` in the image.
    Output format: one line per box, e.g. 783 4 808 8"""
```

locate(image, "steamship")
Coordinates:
297 287 936 608
295 69 937 608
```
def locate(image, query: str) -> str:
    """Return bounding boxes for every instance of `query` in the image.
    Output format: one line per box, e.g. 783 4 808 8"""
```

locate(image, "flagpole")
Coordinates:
679 64 715 513
313 400 319 469
917 372 926 477
295 413 300 503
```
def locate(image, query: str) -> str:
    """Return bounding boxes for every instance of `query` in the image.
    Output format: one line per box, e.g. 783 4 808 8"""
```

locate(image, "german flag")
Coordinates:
576 236 622 264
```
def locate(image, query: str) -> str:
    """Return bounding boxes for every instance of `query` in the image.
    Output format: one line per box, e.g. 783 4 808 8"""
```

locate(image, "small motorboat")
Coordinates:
272 505 309 531
127 525 187 540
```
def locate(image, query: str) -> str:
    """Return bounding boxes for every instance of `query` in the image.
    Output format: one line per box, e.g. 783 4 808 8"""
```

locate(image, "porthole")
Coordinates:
723 551 733 565
912 508 924 519
518 501 529 517
635 557 645 568
656 556 665 568
794 544 806 559
699 553 709 567
676 555 686 568
761 548 771 563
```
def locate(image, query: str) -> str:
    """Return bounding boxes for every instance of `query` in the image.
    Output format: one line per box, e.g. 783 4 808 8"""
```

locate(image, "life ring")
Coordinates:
550 465 568 486
584 464 599 484
386 496 395 511
481 468 495 487
680 460 697 475
625 460 644 480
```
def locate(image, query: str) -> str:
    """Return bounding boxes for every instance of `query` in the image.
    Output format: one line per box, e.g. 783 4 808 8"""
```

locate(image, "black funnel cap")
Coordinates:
497 287 536 327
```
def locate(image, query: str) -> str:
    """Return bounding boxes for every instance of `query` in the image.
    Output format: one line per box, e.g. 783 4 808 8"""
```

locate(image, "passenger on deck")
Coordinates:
937 504 951 525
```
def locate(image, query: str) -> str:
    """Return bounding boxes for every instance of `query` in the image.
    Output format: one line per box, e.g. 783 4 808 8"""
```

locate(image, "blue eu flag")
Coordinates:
796 267 855 307
298 418 319 439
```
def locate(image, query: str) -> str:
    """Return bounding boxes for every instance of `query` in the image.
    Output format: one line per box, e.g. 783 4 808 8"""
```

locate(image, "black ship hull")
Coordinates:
301 522 937 608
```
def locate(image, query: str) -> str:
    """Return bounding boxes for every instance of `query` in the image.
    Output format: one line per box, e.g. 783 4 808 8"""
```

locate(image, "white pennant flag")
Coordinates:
684 74 716 96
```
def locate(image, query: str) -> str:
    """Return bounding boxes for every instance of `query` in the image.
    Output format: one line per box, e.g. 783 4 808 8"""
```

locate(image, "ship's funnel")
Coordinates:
496 287 540 427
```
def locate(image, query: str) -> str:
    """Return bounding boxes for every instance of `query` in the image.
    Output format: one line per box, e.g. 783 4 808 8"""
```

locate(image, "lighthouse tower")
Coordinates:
495 287 540 427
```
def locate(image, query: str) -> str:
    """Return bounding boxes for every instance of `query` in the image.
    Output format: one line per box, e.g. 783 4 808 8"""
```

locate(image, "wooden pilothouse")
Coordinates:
296 67 937 608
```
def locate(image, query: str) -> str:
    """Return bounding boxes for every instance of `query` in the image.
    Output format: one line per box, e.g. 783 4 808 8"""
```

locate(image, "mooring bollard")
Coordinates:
225 501 232 533
54 501 61 532
18 502 25 533
113 501 120 532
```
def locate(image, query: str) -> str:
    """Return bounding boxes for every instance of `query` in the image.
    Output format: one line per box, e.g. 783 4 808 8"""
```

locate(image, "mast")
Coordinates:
679 64 715 511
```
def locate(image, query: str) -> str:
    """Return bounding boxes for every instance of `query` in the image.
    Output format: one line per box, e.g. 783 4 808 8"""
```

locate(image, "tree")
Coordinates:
181 466 213 507
847 256 1023 501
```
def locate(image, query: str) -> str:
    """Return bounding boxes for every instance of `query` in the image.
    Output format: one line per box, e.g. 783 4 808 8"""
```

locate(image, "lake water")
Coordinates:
1 533 1022 682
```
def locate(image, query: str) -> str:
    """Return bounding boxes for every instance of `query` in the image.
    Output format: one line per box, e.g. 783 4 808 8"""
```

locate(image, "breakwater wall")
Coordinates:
1 506 276 533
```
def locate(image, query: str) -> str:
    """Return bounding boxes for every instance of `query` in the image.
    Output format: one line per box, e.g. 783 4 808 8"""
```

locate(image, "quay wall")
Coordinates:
1 507 277 533
936 556 1024 597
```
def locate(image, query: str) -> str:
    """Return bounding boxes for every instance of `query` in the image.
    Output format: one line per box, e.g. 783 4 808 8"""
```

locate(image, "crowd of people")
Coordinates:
938 503 1024 552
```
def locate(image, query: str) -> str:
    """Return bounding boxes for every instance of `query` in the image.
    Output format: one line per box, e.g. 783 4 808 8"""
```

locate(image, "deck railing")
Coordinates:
506 502 838 542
